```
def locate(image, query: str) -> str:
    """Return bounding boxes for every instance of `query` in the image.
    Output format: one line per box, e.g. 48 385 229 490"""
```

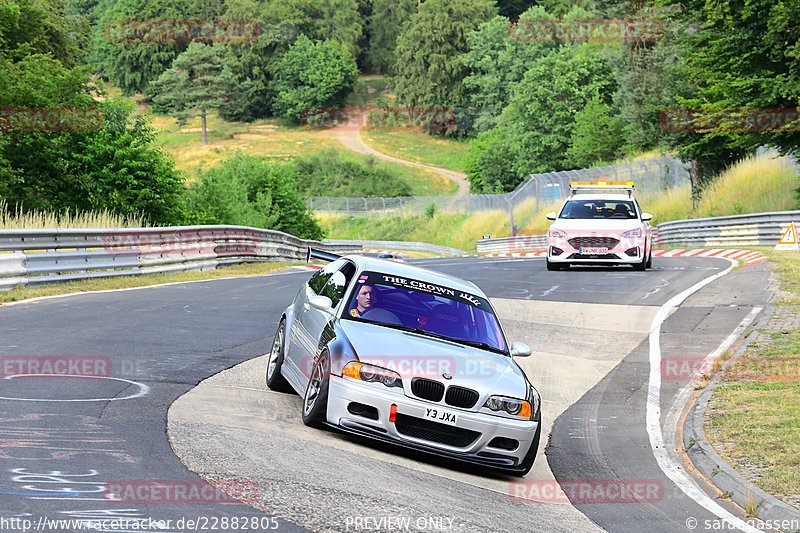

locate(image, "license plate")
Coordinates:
424 407 458 426
580 247 608 254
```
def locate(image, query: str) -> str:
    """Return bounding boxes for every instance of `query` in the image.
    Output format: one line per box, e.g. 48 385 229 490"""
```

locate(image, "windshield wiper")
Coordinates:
450 338 508 355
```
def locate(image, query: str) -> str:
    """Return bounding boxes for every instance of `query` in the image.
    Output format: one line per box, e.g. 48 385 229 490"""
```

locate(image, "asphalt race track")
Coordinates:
0 256 773 533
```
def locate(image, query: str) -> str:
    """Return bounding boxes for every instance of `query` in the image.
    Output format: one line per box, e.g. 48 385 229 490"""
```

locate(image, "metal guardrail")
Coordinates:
0 226 362 291
323 239 465 256
473 211 800 252
656 210 800 247
476 235 546 254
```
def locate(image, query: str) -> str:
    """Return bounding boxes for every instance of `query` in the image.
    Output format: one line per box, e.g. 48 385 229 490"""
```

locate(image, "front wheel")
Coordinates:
266 319 292 392
633 253 647 271
645 248 653 269
302 351 330 427
546 259 562 271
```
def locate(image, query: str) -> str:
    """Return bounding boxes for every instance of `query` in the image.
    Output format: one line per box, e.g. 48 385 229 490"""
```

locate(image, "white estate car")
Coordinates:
545 181 654 271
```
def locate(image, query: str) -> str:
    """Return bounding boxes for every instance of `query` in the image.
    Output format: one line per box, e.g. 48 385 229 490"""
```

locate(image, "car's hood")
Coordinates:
339 320 528 399
550 219 643 233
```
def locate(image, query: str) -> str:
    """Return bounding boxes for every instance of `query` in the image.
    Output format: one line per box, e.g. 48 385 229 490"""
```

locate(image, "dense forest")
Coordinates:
1 0 798 235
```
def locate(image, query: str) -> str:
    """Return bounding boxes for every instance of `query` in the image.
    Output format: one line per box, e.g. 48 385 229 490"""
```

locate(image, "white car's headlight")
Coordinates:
622 228 642 238
549 229 566 238
484 395 531 417
343 362 402 388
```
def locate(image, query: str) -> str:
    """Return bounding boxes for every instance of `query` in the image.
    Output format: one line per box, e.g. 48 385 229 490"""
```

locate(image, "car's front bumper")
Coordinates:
546 238 648 265
326 375 539 472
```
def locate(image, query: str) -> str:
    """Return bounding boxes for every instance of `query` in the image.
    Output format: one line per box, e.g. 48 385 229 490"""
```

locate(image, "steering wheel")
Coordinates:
360 308 403 325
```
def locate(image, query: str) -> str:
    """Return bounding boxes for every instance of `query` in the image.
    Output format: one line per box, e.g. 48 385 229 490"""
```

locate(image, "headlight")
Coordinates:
342 361 402 388
549 229 566 238
622 228 642 238
484 395 531 417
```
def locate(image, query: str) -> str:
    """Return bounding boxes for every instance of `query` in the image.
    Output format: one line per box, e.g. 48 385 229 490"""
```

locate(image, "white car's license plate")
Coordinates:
580 247 608 254
424 407 458 426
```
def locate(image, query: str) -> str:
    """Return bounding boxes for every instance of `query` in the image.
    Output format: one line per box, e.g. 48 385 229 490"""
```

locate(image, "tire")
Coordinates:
645 247 653 269
546 259 562 271
301 350 330 427
266 320 292 393
633 254 647 271
512 422 542 477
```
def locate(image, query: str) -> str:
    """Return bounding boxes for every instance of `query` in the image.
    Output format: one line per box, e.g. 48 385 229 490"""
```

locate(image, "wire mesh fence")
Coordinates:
306 157 690 219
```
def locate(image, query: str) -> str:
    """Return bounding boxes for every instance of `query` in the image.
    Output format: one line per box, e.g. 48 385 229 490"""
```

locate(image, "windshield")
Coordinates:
344 271 507 353
559 199 637 219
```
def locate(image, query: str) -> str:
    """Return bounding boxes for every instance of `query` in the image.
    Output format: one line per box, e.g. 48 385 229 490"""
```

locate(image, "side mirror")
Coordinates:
309 295 334 315
545 212 557 221
641 212 653 222
510 341 532 357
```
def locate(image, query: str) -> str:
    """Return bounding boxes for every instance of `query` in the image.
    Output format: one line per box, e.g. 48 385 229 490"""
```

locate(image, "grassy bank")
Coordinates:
705 253 800 511
321 152 798 249
361 129 472 173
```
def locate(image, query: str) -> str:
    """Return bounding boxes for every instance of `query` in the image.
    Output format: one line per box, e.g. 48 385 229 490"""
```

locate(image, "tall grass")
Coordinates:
639 185 693 224
696 154 798 217
0 200 147 229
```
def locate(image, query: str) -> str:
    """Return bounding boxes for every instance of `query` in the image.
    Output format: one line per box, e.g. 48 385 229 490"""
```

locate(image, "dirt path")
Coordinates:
328 115 471 196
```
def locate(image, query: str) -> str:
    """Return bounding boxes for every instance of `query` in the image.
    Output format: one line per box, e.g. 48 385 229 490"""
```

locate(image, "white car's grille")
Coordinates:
568 237 620 249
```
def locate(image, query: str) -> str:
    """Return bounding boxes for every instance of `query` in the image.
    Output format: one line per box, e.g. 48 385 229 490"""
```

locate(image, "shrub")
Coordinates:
291 149 412 197
181 153 324 239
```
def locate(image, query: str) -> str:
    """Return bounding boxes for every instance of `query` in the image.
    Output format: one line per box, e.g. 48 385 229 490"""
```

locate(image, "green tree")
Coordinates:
91 0 222 94
150 43 241 145
467 43 618 192
310 0 363 58
495 0 536 19
535 0 594 17
461 8 556 132
0 0 88 67
462 6 596 133
219 0 363 120
0 54 183 222
273 35 358 123
652 0 800 197
59 99 185 224
392 0 496 131
220 0 307 120
464 127 518 193
182 153 324 240
366 0 416 74
566 93 626 168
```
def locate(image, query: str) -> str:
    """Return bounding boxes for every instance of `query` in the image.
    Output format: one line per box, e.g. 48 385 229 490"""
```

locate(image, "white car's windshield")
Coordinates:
344 271 507 353
559 199 637 219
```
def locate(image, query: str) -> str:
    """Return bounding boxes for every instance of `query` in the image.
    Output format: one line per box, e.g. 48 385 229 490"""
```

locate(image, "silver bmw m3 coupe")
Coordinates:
266 250 541 476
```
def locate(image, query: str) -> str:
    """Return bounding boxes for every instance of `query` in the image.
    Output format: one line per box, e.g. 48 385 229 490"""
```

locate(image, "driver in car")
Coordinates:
350 284 379 317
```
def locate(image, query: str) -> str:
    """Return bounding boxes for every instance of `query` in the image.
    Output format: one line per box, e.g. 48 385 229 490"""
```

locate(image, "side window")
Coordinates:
320 271 348 308
308 260 344 295
315 261 356 308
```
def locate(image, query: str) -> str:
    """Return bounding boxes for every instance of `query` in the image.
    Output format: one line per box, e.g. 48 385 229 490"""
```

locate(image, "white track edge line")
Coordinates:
647 257 764 532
